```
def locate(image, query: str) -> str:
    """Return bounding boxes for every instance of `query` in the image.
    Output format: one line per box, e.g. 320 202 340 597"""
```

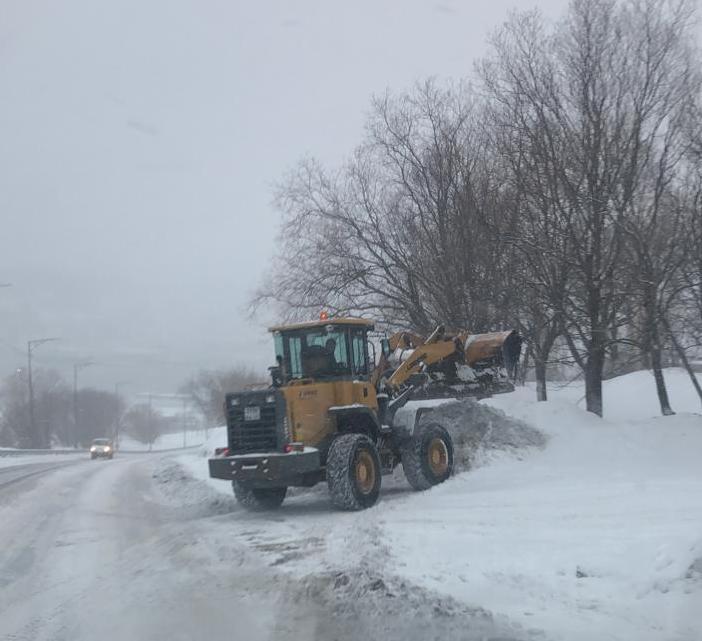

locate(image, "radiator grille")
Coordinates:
226 391 282 454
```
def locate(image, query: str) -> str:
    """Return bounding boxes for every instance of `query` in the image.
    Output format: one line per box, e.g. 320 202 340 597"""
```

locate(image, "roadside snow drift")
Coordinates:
386 385 702 641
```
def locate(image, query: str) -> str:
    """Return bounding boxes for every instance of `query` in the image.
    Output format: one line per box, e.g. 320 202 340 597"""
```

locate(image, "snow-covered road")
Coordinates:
0 459 83 489
0 457 316 641
0 454 516 641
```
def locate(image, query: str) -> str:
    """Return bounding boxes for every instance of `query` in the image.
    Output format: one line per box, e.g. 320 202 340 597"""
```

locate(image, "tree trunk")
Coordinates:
535 359 547 402
585 343 605 417
650 344 675 416
520 347 531 387
663 317 702 409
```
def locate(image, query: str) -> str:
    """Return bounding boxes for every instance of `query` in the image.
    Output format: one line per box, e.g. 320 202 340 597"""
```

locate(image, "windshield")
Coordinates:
275 327 351 380
92 439 110 445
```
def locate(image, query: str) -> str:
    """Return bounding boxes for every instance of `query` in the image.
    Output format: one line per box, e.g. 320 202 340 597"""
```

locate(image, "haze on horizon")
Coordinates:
0 0 565 399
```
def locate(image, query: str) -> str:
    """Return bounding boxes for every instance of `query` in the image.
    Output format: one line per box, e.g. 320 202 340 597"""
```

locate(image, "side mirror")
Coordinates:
268 365 283 387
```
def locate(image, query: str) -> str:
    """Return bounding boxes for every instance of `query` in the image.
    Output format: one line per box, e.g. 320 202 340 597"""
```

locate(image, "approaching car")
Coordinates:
90 438 114 460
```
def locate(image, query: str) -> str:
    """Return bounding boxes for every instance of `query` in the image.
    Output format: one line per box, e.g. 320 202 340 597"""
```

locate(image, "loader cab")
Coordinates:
269 318 375 385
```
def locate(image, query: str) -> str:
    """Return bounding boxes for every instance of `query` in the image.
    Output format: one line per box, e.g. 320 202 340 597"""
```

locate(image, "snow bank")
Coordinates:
379 386 702 641
192 425 227 457
281 568 528 641
405 398 547 472
150 457 237 517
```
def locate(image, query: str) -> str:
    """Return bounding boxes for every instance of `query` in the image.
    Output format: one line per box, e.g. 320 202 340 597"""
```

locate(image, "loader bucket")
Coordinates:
465 330 522 380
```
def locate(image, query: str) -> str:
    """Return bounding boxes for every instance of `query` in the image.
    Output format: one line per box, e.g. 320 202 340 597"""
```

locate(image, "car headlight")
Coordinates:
90 446 96 452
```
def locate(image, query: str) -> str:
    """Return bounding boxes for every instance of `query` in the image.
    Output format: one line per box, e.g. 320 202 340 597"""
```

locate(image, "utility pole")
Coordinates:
73 361 94 448
182 396 187 448
113 381 130 450
27 337 59 448
148 393 153 452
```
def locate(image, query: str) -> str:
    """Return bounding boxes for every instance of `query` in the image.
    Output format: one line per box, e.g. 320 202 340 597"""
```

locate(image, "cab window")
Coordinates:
301 328 349 378
350 329 369 377
277 327 353 380
287 335 303 379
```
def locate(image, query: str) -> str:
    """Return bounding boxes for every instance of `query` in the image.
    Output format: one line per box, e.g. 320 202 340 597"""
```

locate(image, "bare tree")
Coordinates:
254 80 515 335
0 368 72 448
123 404 165 448
73 388 124 446
254 0 701 417
480 0 700 416
660 162 702 407
480 44 573 401
0 369 31 447
180 366 262 426
0 368 127 448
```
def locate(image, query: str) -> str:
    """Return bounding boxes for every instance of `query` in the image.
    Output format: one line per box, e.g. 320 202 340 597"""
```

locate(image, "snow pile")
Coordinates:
379 386 702 641
410 398 547 472
192 425 226 457
150 457 237 516
281 568 533 641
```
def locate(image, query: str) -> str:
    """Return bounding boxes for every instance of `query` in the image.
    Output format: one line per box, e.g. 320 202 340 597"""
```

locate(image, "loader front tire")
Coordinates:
402 422 454 491
327 434 381 510
232 482 287 511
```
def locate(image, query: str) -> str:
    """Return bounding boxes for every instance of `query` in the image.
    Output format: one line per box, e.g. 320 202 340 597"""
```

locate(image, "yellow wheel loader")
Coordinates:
208 316 521 511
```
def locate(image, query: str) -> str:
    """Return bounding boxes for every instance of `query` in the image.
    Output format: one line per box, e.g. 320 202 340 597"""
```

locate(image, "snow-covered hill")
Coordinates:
544 367 702 422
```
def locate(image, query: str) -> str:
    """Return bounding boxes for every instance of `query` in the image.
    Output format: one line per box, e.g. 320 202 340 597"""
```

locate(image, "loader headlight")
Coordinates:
265 394 275 403
230 398 240 406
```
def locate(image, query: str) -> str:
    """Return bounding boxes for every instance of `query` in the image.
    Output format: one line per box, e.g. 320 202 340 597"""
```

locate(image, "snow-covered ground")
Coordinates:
1 368 699 640
386 390 702 641
171 368 702 641
545 367 702 422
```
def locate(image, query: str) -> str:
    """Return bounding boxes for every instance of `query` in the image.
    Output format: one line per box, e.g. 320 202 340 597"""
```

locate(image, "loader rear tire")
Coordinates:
402 422 454 491
327 434 381 510
232 482 287 510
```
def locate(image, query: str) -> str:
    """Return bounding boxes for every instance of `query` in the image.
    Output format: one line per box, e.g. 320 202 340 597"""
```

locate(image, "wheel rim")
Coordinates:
427 437 449 476
355 449 376 495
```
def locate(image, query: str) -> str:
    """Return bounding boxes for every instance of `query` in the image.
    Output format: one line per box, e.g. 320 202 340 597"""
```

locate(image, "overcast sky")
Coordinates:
0 0 566 400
